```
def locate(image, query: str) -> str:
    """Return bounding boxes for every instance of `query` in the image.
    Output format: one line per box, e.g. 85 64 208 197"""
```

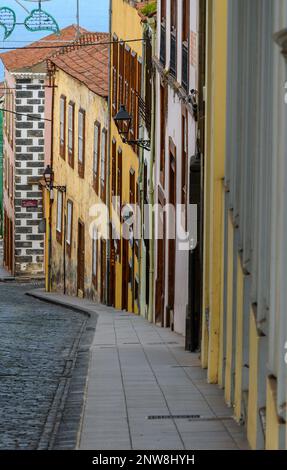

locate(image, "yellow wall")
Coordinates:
266 376 280 450
110 0 143 313
48 68 108 299
202 0 228 383
224 213 234 405
201 0 286 450
247 310 259 449
234 256 244 421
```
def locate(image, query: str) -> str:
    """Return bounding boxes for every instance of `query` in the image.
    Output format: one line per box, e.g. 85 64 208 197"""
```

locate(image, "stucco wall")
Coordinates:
50 67 108 300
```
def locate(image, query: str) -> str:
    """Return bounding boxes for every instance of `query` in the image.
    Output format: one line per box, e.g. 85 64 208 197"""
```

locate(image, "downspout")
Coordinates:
106 0 112 305
148 17 156 324
48 70 55 293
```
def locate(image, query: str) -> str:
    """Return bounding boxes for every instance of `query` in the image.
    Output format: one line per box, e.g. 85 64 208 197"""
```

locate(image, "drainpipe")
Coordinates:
48 72 55 293
147 17 156 324
106 0 112 306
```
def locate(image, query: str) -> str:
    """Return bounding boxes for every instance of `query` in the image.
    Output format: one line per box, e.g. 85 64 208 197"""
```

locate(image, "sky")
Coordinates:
0 0 109 78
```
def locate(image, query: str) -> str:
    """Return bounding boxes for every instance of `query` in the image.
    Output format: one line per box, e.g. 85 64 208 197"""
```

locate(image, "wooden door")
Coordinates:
109 224 116 307
167 151 176 328
122 238 129 311
77 221 85 295
101 239 106 304
155 209 166 326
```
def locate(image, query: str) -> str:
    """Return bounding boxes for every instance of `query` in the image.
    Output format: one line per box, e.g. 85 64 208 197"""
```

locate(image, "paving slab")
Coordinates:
28 289 250 451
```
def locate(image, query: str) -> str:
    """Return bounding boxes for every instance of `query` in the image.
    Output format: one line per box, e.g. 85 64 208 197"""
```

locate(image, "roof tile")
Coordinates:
0 25 89 71
49 33 109 98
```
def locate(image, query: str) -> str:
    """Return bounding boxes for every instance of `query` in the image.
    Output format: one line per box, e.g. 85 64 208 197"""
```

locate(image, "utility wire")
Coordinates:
14 0 30 14
2 107 51 122
0 38 146 51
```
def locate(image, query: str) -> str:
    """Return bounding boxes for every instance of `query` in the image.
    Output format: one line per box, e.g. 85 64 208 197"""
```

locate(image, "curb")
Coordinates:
26 290 98 319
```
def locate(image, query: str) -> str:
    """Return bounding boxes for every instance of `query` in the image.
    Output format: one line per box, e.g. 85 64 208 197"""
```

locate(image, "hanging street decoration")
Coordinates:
23 0 60 34
0 1 60 40
0 7 16 39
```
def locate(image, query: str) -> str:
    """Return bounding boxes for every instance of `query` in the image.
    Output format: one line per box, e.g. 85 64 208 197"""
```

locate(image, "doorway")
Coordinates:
167 148 176 329
155 207 166 326
122 238 129 311
77 221 85 296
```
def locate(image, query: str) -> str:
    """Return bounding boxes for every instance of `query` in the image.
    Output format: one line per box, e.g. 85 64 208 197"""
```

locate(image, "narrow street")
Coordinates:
0 0 286 455
0 245 87 449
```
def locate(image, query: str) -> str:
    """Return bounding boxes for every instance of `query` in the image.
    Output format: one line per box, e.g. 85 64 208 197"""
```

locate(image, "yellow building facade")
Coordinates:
109 0 145 314
44 36 109 301
202 0 287 450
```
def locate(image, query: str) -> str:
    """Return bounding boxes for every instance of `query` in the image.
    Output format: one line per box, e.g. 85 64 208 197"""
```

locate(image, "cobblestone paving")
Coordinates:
0 283 86 450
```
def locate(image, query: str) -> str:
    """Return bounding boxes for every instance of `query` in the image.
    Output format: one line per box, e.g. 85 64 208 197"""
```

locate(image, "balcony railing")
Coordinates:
182 41 189 92
170 29 177 78
160 22 166 66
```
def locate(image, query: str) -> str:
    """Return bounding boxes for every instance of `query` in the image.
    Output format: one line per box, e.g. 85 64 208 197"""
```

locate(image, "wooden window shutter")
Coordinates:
111 139 117 207
78 109 86 178
124 46 131 114
68 102 75 168
112 35 118 116
93 121 101 194
60 95 66 159
130 52 137 143
119 42 125 106
136 59 142 146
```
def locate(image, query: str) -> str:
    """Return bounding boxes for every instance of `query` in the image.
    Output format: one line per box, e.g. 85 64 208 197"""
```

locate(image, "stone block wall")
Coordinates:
14 76 46 277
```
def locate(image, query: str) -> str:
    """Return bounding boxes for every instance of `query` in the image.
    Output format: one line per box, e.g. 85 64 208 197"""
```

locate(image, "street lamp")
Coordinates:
43 164 54 188
114 104 132 138
42 165 66 192
114 104 151 151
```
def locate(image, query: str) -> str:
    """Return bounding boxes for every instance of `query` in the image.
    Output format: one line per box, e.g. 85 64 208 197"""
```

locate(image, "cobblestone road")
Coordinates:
0 282 86 450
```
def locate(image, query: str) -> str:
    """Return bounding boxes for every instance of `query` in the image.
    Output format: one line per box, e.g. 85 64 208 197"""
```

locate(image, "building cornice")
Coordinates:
153 56 195 117
11 72 47 79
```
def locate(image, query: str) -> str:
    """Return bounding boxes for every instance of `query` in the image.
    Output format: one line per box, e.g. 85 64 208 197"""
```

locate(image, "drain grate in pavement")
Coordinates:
147 341 179 345
147 415 234 422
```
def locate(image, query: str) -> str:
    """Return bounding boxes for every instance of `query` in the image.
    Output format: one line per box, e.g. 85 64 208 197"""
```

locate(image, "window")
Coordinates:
56 191 63 243
182 113 187 205
182 0 190 91
161 0 166 20
182 0 189 42
160 0 167 65
66 200 73 253
182 113 188 229
60 96 66 159
136 59 142 146
68 102 75 167
78 109 85 178
129 169 135 204
124 45 131 113
170 0 178 77
117 148 123 217
93 122 101 194
111 139 117 207
130 52 137 140
100 128 107 201
112 35 118 116
118 42 125 106
92 226 98 285
160 84 167 186
171 0 177 29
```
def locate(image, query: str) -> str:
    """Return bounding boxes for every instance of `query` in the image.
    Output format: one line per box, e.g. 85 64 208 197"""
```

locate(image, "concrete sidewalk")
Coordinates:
28 289 250 450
